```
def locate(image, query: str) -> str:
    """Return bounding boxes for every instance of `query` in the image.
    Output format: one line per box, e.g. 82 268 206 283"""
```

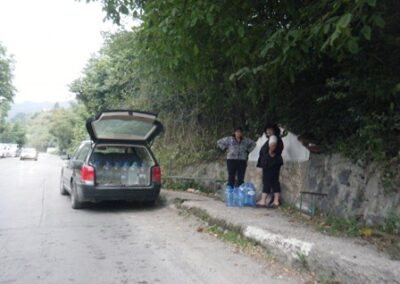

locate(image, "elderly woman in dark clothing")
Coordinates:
256 124 284 208
217 127 256 187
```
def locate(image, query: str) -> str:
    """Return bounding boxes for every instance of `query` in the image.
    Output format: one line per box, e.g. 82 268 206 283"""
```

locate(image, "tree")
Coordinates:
0 42 15 126
49 109 75 151
0 121 26 146
48 103 90 153
0 43 14 102
11 123 26 147
20 103 89 153
77 0 400 164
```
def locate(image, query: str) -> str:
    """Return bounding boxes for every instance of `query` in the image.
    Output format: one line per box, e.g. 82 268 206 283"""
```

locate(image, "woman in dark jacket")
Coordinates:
217 127 256 187
256 124 284 208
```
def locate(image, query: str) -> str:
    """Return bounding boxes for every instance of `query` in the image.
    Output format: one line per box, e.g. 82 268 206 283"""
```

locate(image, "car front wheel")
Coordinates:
70 182 84 209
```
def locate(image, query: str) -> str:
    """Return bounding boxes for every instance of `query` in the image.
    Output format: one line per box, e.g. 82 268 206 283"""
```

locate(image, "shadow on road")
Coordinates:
69 197 167 213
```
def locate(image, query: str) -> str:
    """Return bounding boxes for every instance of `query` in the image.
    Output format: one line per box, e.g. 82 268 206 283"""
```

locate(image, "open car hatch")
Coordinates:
86 110 163 144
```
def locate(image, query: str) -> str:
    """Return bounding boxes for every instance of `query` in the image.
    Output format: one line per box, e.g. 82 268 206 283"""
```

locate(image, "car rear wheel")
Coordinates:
71 182 84 209
60 176 68 195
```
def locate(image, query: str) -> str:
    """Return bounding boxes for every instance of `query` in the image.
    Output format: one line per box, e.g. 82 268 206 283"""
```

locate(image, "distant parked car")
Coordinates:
0 143 18 157
20 148 38 161
0 146 6 158
60 110 163 209
8 144 18 157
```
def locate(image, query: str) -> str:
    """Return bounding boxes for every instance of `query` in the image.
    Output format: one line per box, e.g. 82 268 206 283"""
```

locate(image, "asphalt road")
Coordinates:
0 154 309 284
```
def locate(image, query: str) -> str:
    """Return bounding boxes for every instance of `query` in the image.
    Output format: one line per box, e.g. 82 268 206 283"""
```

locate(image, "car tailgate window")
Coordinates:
92 117 155 141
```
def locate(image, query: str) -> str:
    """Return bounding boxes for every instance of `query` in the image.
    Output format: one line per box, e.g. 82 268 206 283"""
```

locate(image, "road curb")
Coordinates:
175 198 400 284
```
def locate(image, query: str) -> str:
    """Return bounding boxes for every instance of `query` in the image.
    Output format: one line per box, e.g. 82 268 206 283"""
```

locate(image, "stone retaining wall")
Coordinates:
246 154 400 224
178 154 400 224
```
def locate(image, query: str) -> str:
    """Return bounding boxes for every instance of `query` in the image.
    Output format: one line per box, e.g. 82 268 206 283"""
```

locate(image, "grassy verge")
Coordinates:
281 205 400 260
174 199 317 283
205 224 264 254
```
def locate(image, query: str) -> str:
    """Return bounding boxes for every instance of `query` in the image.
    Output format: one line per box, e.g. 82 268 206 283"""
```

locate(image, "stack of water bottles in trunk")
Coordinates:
224 182 256 207
94 160 150 186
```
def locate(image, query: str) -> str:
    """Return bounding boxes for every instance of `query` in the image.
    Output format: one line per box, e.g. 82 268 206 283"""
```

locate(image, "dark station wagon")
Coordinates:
60 110 163 209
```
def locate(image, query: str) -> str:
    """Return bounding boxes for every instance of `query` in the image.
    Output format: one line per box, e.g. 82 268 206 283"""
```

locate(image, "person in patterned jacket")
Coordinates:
217 127 256 187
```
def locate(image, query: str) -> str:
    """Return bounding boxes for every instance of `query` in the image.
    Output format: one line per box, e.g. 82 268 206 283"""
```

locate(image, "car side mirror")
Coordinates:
61 154 70 160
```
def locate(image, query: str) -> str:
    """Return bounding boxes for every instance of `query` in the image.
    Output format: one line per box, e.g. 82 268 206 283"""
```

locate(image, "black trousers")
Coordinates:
262 164 281 194
227 159 247 187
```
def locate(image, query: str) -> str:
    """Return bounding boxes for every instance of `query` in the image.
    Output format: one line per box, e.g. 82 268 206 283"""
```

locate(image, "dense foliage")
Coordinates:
0 42 20 144
0 43 14 104
0 42 16 137
0 122 25 146
75 0 399 166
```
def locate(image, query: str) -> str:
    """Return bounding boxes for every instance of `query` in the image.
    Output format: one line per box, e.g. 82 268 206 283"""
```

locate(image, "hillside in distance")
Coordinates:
7 101 72 121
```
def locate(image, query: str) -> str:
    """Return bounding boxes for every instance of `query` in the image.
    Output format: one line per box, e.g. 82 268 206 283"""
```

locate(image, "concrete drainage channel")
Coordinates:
169 196 400 284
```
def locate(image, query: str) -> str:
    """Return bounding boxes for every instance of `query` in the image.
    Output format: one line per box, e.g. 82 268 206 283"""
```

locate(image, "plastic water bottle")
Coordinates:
239 183 248 205
103 161 112 184
140 161 150 185
236 187 245 207
128 162 139 185
233 187 244 207
224 185 234 207
240 183 248 205
121 162 129 185
243 183 256 207
112 162 120 184
250 183 257 206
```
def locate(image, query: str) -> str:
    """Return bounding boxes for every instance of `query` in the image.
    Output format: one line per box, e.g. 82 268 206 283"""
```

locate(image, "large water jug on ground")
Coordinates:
240 182 256 207
224 185 234 207
234 187 245 207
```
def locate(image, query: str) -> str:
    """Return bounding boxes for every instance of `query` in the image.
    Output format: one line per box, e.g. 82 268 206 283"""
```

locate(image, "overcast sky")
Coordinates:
0 0 120 103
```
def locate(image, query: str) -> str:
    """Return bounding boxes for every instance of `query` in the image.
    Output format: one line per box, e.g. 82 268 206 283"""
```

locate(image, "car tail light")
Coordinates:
151 166 161 184
80 165 95 185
